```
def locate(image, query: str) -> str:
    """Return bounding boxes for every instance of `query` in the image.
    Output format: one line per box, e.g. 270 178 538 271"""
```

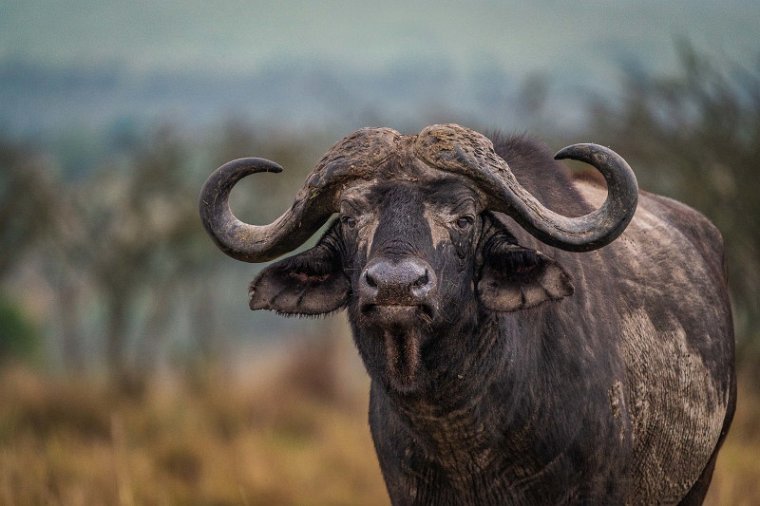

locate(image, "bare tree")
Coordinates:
0 140 58 364
42 126 211 388
1 121 335 384
0 140 56 279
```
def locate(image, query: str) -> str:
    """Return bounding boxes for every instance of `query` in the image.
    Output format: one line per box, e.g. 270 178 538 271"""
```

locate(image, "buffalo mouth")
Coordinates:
359 303 435 325
359 304 433 392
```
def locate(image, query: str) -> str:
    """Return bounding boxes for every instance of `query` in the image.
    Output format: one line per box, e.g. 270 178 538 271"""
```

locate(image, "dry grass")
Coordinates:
704 371 760 505
0 342 388 506
0 347 758 505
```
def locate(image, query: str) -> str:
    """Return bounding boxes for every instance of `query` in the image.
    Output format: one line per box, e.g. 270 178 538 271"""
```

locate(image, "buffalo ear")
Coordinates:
249 229 349 316
477 244 573 312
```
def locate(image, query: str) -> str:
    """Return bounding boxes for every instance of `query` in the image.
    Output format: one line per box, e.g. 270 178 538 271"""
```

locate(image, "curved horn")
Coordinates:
199 157 328 262
415 124 638 252
199 127 400 262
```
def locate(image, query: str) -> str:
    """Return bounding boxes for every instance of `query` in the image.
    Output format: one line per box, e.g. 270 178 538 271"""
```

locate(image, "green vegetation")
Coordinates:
0 296 40 365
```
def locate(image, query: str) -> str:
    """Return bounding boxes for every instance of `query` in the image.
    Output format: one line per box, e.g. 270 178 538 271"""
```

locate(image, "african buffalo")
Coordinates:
200 124 735 505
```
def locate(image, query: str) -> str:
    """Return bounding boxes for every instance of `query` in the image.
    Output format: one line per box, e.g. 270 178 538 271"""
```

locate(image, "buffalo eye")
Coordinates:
340 215 357 229
455 216 474 230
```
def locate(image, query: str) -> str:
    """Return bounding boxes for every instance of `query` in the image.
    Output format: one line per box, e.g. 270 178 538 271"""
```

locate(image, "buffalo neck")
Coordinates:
368 300 618 501
374 310 527 465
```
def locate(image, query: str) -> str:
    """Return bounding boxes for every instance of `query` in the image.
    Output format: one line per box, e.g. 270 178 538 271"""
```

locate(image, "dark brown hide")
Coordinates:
200 125 735 505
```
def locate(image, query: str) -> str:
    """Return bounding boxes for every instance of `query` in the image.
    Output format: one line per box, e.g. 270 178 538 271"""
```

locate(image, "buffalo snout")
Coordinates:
359 257 437 313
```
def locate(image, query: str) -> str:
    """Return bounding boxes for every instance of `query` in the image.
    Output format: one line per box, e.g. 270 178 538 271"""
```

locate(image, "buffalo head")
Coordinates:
199 124 638 393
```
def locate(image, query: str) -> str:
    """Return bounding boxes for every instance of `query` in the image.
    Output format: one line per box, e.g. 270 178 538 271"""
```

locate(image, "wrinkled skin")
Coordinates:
240 134 734 505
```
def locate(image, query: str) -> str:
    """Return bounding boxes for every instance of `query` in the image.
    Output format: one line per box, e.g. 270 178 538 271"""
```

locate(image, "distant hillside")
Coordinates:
1 0 758 139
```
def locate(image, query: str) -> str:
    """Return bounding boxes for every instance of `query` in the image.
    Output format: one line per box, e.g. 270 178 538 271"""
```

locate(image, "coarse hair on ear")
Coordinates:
477 224 573 312
249 223 349 316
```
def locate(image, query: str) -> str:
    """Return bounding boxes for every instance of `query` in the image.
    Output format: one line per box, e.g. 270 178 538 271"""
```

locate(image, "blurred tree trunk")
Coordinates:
194 278 217 366
135 280 175 377
55 278 85 373
105 290 130 387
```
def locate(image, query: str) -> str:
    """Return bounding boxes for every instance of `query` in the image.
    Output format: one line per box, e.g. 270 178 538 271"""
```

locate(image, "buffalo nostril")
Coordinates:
413 271 429 288
410 268 435 300
360 269 380 302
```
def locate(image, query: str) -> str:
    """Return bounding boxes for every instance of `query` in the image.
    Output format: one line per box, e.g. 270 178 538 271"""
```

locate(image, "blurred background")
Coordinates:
1 1 759 504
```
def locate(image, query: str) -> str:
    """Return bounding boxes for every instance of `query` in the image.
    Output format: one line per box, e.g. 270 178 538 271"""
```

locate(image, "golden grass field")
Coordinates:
0 341 758 505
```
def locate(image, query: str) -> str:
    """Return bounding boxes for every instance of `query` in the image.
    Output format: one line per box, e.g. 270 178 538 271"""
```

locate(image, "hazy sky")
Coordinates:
2 1 760 135
4 1 758 75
